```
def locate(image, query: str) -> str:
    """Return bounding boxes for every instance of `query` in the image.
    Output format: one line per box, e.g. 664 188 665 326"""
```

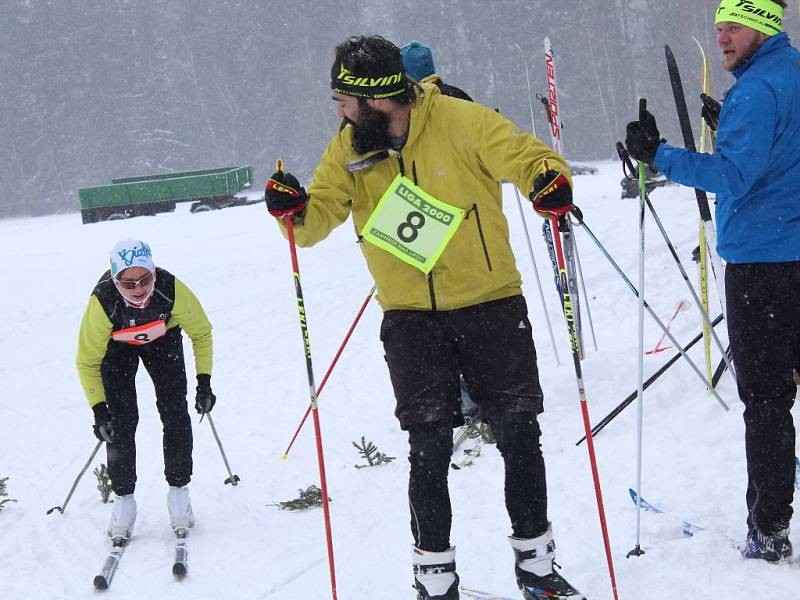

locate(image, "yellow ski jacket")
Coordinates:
279 83 570 311
76 268 213 407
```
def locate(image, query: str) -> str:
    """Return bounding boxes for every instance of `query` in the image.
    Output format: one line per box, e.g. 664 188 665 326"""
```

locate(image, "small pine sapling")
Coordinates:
268 485 331 511
352 436 396 469
0 476 17 511
93 463 112 503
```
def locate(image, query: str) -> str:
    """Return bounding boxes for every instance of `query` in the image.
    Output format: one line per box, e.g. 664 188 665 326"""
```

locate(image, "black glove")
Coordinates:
625 102 662 169
700 93 720 131
265 170 308 217
92 403 115 443
530 169 573 217
195 374 216 415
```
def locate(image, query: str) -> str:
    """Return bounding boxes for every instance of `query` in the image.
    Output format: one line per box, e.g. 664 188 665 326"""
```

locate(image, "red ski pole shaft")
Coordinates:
549 212 620 600
281 285 375 459
276 157 337 599
648 300 687 353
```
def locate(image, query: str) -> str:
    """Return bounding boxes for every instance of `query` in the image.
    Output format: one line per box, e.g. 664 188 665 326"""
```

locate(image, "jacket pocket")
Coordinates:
466 203 493 272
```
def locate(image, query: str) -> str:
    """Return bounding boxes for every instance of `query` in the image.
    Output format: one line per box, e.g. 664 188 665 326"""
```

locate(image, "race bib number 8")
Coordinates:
112 320 167 346
361 175 465 274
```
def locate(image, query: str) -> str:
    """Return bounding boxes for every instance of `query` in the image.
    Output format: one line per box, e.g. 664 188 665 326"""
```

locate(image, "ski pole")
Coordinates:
571 209 729 411
206 413 240 486
275 159 337 599
545 208 619 600
576 314 724 446
510 185 560 365
630 129 648 559
646 300 690 354
281 285 376 459
617 141 736 381
47 440 103 515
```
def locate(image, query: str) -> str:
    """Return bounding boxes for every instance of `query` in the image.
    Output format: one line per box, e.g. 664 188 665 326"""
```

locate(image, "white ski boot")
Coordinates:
510 524 585 600
412 546 459 600
167 485 195 533
106 493 137 540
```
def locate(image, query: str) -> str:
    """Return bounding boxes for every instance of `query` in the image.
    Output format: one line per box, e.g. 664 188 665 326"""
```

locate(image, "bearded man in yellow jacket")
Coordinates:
266 36 583 600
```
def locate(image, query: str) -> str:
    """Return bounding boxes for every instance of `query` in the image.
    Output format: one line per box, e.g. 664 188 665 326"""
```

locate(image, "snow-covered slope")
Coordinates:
0 161 797 599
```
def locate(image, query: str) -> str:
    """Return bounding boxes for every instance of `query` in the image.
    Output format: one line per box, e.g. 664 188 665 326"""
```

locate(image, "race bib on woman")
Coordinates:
111 320 167 345
361 175 465 274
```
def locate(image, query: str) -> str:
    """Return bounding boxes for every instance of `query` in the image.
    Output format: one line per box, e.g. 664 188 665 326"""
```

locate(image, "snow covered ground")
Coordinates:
0 161 797 599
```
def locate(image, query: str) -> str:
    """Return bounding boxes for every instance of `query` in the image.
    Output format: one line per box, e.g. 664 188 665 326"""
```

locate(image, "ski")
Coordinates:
541 38 588 359
453 411 485 452
543 218 586 359
172 528 189 578
629 489 705 537
693 36 716 389
542 219 562 304
460 586 517 600
664 45 727 316
451 437 487 470
93 536 128 590
561 220 585 359
452 423 472 453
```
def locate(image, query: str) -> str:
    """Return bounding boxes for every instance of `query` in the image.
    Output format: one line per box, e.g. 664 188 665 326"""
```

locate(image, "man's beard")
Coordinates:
349 100 391 154
727 36 764 71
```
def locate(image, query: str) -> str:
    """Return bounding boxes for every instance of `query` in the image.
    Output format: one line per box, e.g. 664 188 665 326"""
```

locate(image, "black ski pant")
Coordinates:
101 326 192 496
380 295 548 551
726 262 799 536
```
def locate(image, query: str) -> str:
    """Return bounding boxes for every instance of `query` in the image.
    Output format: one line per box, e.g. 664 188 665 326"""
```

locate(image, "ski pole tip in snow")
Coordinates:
279 453 289 461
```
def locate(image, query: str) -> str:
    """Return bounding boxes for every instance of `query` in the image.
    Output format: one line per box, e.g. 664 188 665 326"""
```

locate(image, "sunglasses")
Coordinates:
116 272 154 289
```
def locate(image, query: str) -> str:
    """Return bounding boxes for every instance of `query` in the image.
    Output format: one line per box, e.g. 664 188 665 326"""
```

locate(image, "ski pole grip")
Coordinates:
615 141 637 180
275 158 284 175
639 98 647 122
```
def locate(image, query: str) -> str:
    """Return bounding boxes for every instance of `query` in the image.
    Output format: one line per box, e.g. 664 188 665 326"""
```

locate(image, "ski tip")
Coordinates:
93 575 109 590
173 563 187 578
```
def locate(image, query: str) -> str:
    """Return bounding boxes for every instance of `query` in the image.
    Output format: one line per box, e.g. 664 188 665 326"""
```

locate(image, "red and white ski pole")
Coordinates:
546 207 620 600
274 159 337 599
281 285 375 459
645 299 690 355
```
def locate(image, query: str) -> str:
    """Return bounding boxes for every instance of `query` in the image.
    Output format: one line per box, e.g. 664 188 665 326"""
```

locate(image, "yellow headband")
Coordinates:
716 0 784 36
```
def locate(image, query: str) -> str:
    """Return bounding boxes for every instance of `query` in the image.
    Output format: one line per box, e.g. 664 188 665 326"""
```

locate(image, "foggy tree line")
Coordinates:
1 0 797 218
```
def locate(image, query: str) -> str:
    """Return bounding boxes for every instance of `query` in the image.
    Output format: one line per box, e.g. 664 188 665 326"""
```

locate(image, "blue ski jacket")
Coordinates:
655 33 800 264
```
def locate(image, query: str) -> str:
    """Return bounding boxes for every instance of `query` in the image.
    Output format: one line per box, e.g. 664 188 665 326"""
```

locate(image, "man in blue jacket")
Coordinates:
626 0 799 563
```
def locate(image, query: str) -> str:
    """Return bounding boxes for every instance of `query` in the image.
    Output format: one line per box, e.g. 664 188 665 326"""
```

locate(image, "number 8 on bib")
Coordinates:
360 175 465 274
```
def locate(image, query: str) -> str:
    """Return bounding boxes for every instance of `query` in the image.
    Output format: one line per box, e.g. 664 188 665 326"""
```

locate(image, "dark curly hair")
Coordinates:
333 35 416 105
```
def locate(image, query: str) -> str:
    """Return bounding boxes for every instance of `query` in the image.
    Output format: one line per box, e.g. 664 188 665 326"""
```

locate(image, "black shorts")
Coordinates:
380 295 544 430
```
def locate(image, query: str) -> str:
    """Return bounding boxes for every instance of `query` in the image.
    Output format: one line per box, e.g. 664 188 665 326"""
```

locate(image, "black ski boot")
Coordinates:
741 528 793 563
412 546 460 599
510 525 586 600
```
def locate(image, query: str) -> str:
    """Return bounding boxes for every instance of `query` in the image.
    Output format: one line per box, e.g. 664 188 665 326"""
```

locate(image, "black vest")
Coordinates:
93 267 176 332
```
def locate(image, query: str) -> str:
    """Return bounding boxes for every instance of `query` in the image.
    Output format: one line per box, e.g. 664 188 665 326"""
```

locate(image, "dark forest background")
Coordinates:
2 0 798 217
